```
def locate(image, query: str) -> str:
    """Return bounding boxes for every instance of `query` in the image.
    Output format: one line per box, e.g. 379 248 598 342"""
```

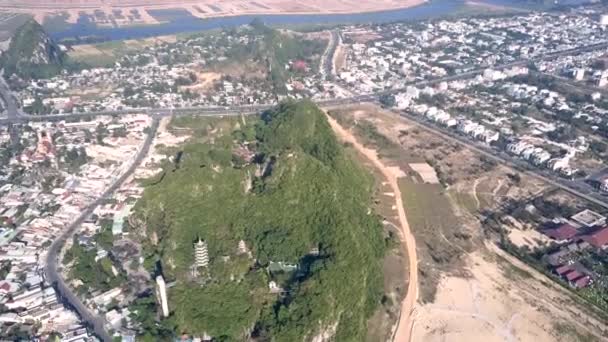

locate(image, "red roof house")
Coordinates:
292 60 308 72
574 276 591 288
555 264 573 276
543 223 578 241
565 270 583 282
583 227 608 248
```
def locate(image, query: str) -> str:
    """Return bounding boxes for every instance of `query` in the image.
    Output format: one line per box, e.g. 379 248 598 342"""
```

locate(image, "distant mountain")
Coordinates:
1 19 65 80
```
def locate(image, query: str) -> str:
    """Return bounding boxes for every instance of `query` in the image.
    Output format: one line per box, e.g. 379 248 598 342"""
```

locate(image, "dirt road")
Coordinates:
325 113 419 342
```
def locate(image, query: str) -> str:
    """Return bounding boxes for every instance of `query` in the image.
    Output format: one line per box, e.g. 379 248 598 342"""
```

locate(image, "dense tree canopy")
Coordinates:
133 100 385 341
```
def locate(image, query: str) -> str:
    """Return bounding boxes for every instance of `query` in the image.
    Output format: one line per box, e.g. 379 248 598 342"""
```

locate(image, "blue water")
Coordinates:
482 0 592 7
49 0 463 42
48 0 594 43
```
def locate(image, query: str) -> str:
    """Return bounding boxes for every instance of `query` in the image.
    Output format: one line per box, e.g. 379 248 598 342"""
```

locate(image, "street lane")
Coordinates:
44 118 160 342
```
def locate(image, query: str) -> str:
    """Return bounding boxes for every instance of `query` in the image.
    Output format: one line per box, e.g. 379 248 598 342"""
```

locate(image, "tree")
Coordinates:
95 219 114 250
63 146 88 172
96 123 109 145
83 129 93 143
112 126 128 138
123 86 136 98
379 94 396 108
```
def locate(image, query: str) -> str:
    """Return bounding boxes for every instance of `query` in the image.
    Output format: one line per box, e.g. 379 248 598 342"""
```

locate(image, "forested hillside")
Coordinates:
1 19 65 80
132 100 386 341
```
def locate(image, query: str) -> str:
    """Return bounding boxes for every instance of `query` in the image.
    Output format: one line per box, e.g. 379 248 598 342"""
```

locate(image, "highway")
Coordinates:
393 109 608 210
0 76 22 121
44 118 159 342
319 30 340 79
1 40 606 125
0 72 24 147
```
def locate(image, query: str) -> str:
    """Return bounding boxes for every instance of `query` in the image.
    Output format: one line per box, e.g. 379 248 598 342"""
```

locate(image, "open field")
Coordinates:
412 244 606 342
0 0 426 26
327 104 606 341
69 35 178 66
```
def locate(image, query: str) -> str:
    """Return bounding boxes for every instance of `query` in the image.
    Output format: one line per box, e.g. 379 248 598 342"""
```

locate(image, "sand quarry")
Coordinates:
0 0 426 26
326 104 607 342
412 244 606 342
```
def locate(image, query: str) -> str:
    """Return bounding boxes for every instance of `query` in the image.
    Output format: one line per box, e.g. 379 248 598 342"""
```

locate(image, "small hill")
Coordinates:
257 101 340 166
132 100 386 341
1 19 65 80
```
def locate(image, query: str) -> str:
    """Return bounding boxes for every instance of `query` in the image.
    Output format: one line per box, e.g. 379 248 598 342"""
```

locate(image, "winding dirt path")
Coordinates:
471 177 484 210
325 113 419 342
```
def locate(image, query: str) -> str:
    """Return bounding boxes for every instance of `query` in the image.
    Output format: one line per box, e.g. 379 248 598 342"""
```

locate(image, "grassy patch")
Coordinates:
70 52 117 67
399 180 456 233
448 190 479 214
399 179 471 302
552 322 599 342
495 254 533 280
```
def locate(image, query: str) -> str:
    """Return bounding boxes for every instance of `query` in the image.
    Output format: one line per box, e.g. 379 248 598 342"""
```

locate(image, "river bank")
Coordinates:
48 0 466 44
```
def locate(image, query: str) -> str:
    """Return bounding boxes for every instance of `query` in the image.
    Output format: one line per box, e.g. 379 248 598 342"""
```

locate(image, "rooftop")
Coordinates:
583 227 608 248
543 223 578 241
571 209 606 228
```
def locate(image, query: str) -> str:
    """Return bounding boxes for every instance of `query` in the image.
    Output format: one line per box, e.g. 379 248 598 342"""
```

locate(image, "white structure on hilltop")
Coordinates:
574 68 585 81
155 275 169 317
194 238 209 268
237 240 249 255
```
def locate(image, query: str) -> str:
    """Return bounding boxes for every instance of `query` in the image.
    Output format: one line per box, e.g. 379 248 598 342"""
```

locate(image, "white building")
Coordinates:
481 131 500 144
507 141 532 156
155 275 169 317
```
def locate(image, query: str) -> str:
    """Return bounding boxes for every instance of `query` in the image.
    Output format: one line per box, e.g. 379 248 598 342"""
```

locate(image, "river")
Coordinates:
49 0 463 42
47 0 594 43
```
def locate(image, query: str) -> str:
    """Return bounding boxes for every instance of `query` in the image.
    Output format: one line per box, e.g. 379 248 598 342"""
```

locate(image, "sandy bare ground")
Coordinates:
69 44 105 57
134 116 188 179
2 0 427 25
326 105 608 342
412 244 606 342
179 71 222 93
464 0 527 12
325 112 419 342
333 44 347 73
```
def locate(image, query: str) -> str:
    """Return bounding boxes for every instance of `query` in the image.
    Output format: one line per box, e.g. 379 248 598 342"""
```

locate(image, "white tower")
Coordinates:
194 238 209 268
574 68 585 81
599 71 608 87
155 275 169 317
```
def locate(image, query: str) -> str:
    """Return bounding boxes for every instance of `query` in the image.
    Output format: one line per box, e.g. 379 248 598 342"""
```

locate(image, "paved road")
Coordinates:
44 118 160 342
0 76 21 120
319 30 340 79
393 108 608 209
0 73 24 147
2 38 606 126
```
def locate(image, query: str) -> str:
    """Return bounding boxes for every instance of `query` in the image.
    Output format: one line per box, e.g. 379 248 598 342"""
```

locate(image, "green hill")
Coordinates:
132 100 386 341
1 19 65 80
